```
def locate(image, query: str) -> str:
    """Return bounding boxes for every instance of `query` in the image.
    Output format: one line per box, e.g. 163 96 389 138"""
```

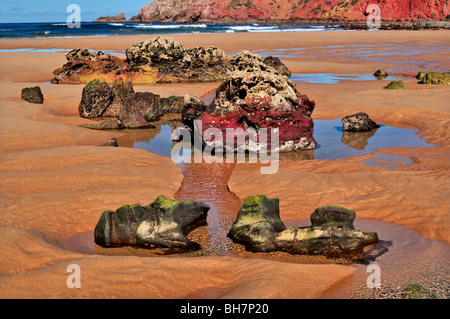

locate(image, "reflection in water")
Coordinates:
341 129 377 150
289 73 407 84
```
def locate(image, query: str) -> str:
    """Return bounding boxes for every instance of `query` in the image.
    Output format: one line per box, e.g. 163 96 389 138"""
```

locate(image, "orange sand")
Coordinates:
0 30 449 299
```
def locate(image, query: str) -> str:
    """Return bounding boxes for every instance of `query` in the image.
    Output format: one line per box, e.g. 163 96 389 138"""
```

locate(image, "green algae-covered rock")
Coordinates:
78 79 113 118
402 284 437 299
228 197 379 258
21 86 44 104
228 195 285 252
94 195 210 249
416 71 450 85
383 81 405 90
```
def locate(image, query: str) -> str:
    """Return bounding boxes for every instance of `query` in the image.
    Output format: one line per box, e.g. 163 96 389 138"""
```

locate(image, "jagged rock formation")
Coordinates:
129 0 450 23
78 79 182 129
94 195 210 249
228 195 379 258
181 50 316 153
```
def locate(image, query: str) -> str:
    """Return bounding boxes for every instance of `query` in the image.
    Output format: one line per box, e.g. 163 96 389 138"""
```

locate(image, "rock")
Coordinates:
416 71 450 85
78 79 163 129
263 56 291 77
21 86 44 104
93 12 127 23
402 284 437 299
342 112 380 132
373 69 389 79
228 195 285 252
228 196 379 258
276 206 379 257
107 137 119 147
78 79 113 118
160 96 184 113
383 80 405 90
131 0 449 23
79 118 121 130
182 50 316 153
51 48 128 84
94 195 210 249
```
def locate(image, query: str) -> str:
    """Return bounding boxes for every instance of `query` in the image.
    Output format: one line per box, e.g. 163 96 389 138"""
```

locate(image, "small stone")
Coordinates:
21 86 44 104
383 80 405 90
342 112 380 132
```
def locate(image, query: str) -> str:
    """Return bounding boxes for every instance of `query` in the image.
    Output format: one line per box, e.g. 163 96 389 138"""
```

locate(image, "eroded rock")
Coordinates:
94 195 210 249
228 195 379 258
182 51 316 153
416 71 450 85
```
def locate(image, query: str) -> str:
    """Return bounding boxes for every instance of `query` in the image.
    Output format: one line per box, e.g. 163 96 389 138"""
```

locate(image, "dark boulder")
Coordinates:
383 80 405 90
342 112 380 132
21 86 44 104
78 79 113 118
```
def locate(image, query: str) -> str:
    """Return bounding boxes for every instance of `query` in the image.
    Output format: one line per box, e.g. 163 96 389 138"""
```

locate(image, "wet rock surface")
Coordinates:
94 195 210 249
181 51 316 153
342 112 380 132
228 195 379 258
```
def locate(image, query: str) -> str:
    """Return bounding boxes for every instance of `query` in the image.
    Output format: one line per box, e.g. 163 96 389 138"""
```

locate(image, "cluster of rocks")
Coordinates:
52 36 294 85
94 194 380 259
181 50 316 153
78 79 183 130
416 71 450 85
227 195 379 257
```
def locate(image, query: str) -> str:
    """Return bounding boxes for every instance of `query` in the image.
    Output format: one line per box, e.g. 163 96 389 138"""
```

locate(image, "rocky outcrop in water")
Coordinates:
130 0 450 24
228 195 379 257
342 112 380 132
94 195 210 249
93 12 127 23
181 51 316 153
51 36 291 85
21 86 44 104
416 71 450 85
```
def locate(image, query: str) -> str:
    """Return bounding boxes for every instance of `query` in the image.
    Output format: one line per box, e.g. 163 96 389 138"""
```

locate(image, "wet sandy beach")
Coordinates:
0 30 449 299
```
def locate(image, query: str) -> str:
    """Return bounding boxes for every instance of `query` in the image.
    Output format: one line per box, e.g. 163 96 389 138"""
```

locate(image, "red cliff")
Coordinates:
129 0 450 23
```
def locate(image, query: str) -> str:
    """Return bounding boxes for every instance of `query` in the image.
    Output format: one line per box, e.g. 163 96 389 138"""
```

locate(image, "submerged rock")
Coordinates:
401 284 437 299
228 195 379 258
416 71 450 85
342 112 380 132
383 80 405 90
182 51 316 153
94 195 210 249
21 86 44 104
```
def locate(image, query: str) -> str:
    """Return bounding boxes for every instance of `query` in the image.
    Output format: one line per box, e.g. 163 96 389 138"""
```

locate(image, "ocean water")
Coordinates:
0 22 344 39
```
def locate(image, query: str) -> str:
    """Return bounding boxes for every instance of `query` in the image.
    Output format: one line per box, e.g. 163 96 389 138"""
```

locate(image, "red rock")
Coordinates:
130 0 450 23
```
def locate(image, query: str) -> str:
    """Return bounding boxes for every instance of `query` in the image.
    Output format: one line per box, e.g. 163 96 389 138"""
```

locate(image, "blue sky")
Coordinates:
0 0 152 23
